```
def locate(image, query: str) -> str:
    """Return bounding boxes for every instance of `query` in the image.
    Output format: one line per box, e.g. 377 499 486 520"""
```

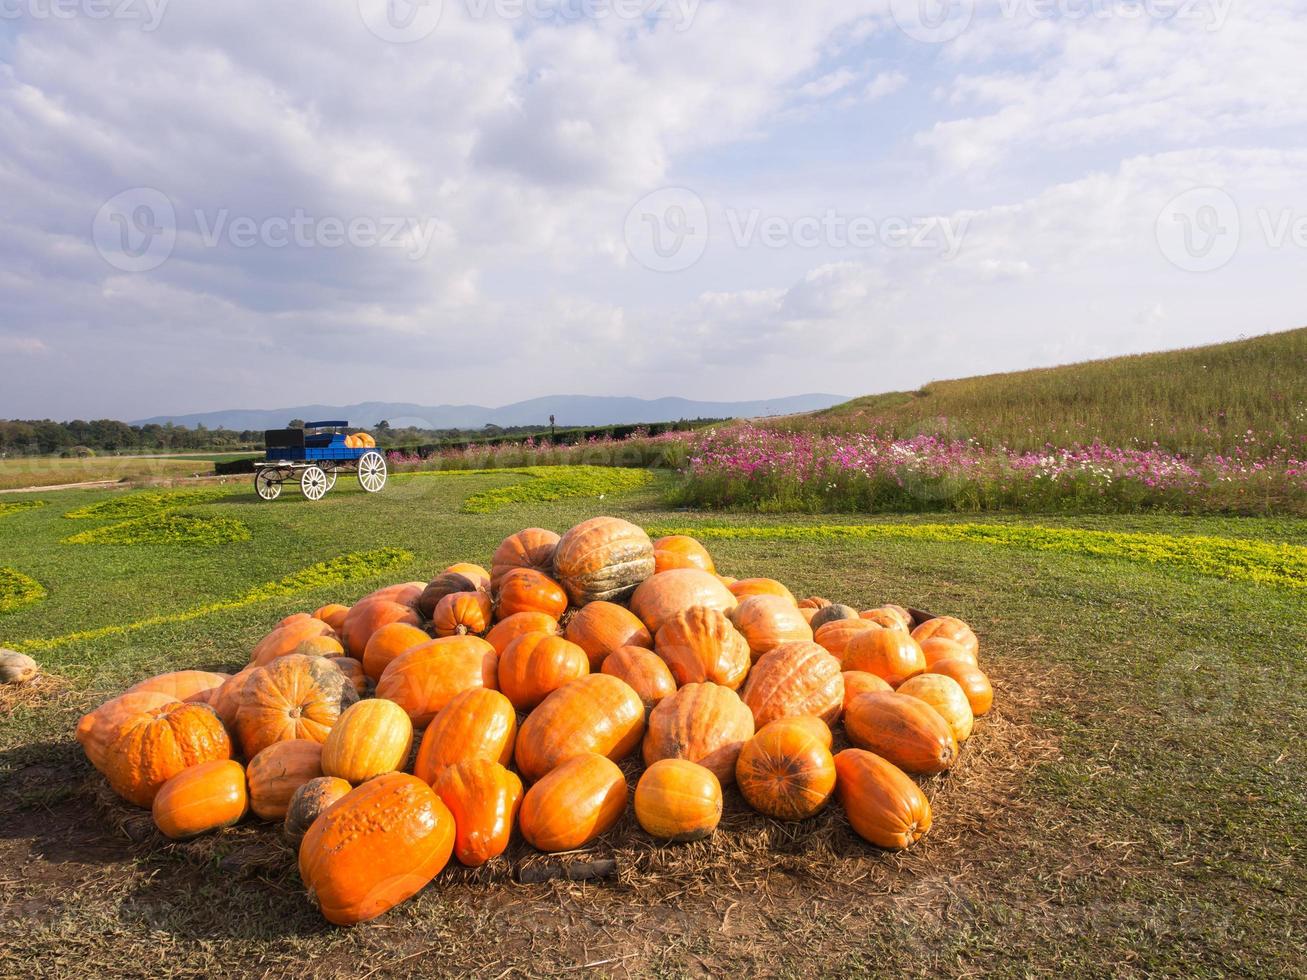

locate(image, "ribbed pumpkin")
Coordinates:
250 618 337 667
843 629 927 686
728 578 795 604
519 753 626 852
495 568 568 620
564 600 653 669
484 611 560 655
314 603 351 632
431 759 523 867
552 516 655 606
284 776 352 845
601 647 676 712
841 670 893 712
375 636 498 728
414 688 517 783
843 691 957 775
76 691 179 773
898 673 975 742
735 717 837 821
433 591 493 637
924 659 993 716
235 655 359 759
911 616 979 659
920 636 977 668
630 569 738 635
808 604 859 631
490 527 560 589
294 635 347 659
730 595 814 661
321 699 413 784
247 739 324 820
642 682 754 785
634 759 722 841
444 563 491 591
126 670 230 704
652 535 715 574
152 759 248 839
653 606 751 690
862 606 912 630
777 714 833 750
417 572 480 620
361 622 431 682
834 748 932 849
299 773 455 926
515 674 645 782
740 642 843 729
341 599 422 659
813 618 880 660
497 633 590 711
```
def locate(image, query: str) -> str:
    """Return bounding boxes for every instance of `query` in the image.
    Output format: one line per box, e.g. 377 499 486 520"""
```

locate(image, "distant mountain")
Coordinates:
133 393 848 431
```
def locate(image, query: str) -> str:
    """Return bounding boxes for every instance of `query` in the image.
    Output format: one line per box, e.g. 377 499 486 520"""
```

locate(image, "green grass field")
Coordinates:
2 471 1304 976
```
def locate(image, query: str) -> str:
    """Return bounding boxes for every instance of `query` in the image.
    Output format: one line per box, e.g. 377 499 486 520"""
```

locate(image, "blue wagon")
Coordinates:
254 421 388 500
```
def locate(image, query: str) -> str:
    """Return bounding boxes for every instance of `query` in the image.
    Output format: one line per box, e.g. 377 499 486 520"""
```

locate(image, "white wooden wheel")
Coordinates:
323 468 338 492
301 465 330 501
254 469 282 500
358 451 387 493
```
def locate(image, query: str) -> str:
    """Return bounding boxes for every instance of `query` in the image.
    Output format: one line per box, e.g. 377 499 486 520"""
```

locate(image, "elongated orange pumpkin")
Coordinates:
414 688 517 783
728 578 795 604
735 717 836 821
152 759 248 839
564 600 653 668
360 623 432 675
518 753 626 852
321 699 413 784
834 748 932 849
634 759 722 841
923 659 993 716
653 606 751 690
484 611 560 655
843 628 926 686
235 655 359 759
515 674 645 782
431 759 523 867
843 691 957 774
490 527 560 589
860 608 909 630
919 636 977 668
495 568 568 620
841 670 893 712
730 595 813 661
250 618 338 667
813 618 880 660
631 569 738 635
898 673 974 742
246 739 324 820
601 647 676 712
496 633 587 711
552 516 655 605
284 776 352 845
642 682 754 785
740 642 843 729
126 670 231 704
652 535 715 574
341 599 422 659
299 773 455 926
294 635 347 659
911 616 979 659
375 636 498 728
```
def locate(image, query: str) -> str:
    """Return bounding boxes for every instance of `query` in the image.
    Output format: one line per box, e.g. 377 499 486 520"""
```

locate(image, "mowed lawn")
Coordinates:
1 471 1304 977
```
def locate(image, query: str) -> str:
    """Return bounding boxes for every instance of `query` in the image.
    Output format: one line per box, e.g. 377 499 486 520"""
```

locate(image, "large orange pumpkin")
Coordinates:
151 759 248 839
740 642 843 729
630 569 738 635
634 759 722 841
314 603 351 633
432 591 493 637
911 616 979 659
897 673 975 742
413 688 517 783
552 516 655 605
209 666 258 731
563 600 653 669
919 636 977 668
484 611 560 655
431 759 523 867
299 773 455 926
924 659 993 716
375 636 498 728
652 535 715 575
251 618 337 667
235 655 359 759
490 527 560 589
730 595 813 661
126 670 230 704
246 739 324 820
321 699 413 784
653 606 751 690
728 578 795 604
518 753 627 852
357 581 425 608
841 670 893 712
444 563 491 591
861 606 911 630
842 628 927 686
601 647 676 712
284 776 352 845
813 618 880 660
515 674 645 782
494 568 568 620
843 691 957 774
417 571 482 620
497 633 590 711
833 748 932 849
642 682 754 785
361 621 435 682
341 599 422 659
735 717 837 821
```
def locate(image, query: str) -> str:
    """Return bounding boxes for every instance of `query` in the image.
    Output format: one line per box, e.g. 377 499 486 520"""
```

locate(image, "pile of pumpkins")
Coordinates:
342 432 377 449
75 516 993 926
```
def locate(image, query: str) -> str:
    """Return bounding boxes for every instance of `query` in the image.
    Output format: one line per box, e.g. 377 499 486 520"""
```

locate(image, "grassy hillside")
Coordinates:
794 328 1307 456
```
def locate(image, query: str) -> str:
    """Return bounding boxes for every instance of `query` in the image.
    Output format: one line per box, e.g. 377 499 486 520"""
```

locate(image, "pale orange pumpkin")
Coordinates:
250 618 337 667
489 527 560 589
563 600 653 669
813 618 880 660
652 535 716 574
630 569 738 635
235 655 359 759
842 628 927 686
246 739 323 820
740 641 844 729
730 595 813 661
728 578 796 604
321 698 414 783
642 682 754 785
911 616 979 659
841 670 893 712
497 633 590 711
653 606 751 690
898 673 975 742
551 516 655 605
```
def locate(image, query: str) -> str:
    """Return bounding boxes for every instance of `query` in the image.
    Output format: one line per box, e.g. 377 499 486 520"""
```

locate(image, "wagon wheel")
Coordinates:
357 451 387 493
301 465 330 501
322 467 338 492
254 468 282 501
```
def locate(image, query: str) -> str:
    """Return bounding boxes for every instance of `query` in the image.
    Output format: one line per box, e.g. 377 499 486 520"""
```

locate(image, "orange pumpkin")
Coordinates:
861 606 912 630
299 773 455 926
321 699 413 784
642 682 754 785
484 611 560 655
735 717 837 821
497 633 590 711
375 636 498 728
235 655 359 758
431 759 523 867
775 713 833 750
740 642 843 729
494 568 568 620
357 581 425 608
898 673 975 742
813 618 880 660
728 578 796 604
126 670 230 704
843 629 927 686
362 621 433 682
515 674 645 782
630 569 738 635
797 596 831 610
799 607 818 624
564 600 653 669
209 666 258 731
250 618 337 667
76 691 179 773
490 527 560 589
341 599 422 659
284 776 352 845
834 748 931 849
417 572 482 620
152 759 248 839
246 739 324 820
433 591 493 637
294 635 347 659
443 562 491 591
919 636 977 668
414 688 517 783
844 691 957 775
653 606 751 690
327 656 368 696
552 516 655 605
314 603 350 632
911 616 979 659
730 595 813 661
634 759 722 841
601 647 676 712
924 659 993 716
652 535 715 574
518 753 627 852
841 670 893 712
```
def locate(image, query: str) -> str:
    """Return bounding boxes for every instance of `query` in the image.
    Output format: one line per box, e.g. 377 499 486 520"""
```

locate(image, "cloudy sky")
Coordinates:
1 0 1304 420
